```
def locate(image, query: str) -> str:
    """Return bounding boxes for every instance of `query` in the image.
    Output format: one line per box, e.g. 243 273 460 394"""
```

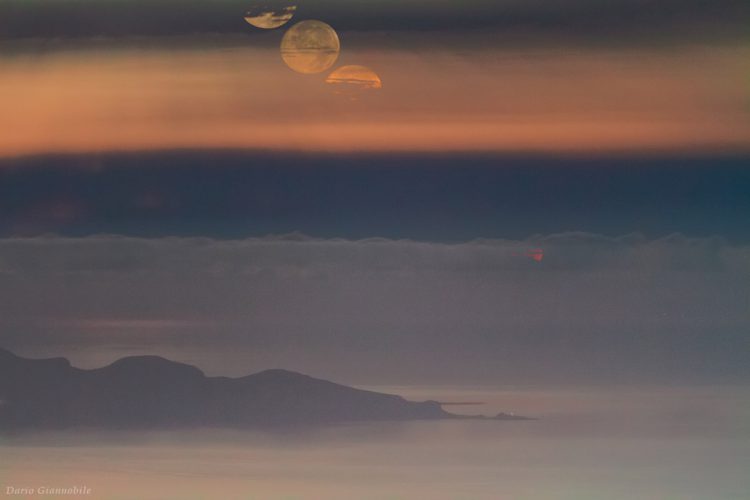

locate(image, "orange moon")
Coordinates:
280 20 340 74
326 65 383 90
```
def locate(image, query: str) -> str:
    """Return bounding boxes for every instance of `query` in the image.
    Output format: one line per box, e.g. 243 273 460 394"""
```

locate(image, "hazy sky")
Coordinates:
1 232 748 384
1 1 748 156
0 38 747 156
0 0 747 386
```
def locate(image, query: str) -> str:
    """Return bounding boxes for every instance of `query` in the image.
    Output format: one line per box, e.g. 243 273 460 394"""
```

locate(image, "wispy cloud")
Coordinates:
39 318 218 330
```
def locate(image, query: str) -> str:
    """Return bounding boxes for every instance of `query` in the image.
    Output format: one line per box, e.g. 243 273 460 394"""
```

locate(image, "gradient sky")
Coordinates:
1 1 748 156
0 0 748 385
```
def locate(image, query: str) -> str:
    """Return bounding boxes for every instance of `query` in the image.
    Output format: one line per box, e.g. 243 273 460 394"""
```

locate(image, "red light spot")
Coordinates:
527 249 544 262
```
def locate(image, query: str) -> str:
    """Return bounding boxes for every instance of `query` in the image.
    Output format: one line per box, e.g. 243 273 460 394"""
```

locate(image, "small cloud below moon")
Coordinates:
244 3 296 30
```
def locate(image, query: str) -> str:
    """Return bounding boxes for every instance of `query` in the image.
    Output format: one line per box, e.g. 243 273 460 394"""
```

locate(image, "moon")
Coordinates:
244 3 296 30
280 20 340 74
326 65 383 91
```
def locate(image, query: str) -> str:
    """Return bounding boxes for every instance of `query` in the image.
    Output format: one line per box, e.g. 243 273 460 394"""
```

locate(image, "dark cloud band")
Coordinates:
0 0 747 40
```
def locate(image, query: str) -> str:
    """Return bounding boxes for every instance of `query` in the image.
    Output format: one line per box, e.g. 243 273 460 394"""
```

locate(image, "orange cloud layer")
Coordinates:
0 41 747 157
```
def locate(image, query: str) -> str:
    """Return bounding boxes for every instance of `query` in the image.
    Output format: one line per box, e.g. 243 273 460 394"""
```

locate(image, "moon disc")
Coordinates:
281 20 340 74
326 65 383 90
244 3 296 29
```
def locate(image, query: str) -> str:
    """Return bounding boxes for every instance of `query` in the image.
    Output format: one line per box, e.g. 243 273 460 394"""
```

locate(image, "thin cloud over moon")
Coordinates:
326 65 383 92
281 20 341 74
244 3 297 29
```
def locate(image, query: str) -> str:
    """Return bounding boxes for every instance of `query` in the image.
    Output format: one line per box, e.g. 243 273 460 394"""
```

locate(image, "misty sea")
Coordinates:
1 386 748 500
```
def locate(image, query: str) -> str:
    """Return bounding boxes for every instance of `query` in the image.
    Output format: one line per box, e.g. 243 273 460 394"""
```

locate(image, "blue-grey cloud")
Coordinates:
2 153 749 243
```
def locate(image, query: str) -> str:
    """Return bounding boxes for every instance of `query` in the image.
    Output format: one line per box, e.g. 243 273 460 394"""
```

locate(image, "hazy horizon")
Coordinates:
3 385 749 499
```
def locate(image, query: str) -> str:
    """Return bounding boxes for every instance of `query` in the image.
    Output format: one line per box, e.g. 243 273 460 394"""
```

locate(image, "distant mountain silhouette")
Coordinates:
0 348 533 429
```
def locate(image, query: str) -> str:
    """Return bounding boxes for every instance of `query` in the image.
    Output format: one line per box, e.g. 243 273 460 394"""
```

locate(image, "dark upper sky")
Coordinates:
1 151 748 242
1 0 747 41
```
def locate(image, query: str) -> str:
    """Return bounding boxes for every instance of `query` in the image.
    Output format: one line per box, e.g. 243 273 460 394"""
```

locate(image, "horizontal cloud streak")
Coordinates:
0 232 745 273
0 41 747 156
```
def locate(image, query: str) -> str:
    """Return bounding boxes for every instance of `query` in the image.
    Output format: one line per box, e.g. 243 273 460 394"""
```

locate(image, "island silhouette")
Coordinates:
0 348 532 429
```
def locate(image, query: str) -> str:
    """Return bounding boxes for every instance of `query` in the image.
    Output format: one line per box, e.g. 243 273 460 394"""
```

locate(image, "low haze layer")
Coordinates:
1 233 747 385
